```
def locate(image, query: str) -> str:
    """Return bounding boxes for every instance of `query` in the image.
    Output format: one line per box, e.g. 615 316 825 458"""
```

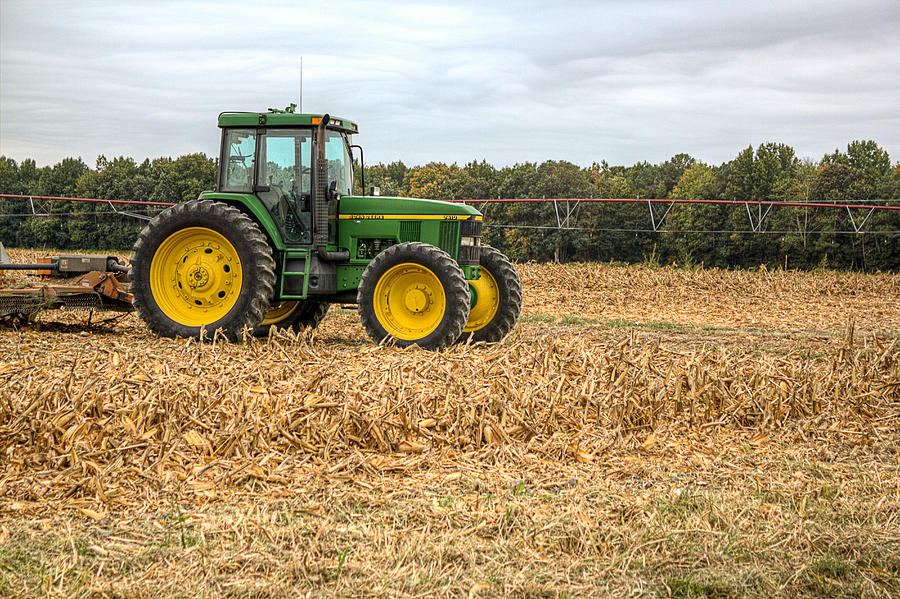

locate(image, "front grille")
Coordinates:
460 219 483 237
457 217 483 265
457 245 480 265
438 221 460 258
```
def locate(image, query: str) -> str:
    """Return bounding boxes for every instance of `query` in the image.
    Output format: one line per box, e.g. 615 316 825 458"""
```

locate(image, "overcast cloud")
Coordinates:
1 0 898 169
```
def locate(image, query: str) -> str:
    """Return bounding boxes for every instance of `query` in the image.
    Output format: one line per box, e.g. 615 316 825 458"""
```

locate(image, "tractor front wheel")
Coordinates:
131 200 276 341
252 300 330 336
358 242 470 350
457 245 522 343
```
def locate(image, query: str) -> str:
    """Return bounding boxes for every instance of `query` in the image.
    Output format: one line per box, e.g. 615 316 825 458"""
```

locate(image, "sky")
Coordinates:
1 0 898 169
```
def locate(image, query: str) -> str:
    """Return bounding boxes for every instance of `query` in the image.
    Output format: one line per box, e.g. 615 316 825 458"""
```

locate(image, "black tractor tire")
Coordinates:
457 245 523 344
358 241 470 350
252 300 330 336
131 199 276 341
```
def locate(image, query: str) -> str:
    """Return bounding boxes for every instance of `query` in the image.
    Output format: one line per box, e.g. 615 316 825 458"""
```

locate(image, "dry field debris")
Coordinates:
1 249 898 598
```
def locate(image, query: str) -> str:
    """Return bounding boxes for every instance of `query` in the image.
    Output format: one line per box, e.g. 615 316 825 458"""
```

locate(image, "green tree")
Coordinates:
497 161 594 262
168 153 217 202
36 157 88 196
585 163 649 263
404 162 459 201
667 163 725 265
624 161 667 198
362 161 408 197
719 143 800 266
0 157 24 244
659 153 696 196
447 160 499 201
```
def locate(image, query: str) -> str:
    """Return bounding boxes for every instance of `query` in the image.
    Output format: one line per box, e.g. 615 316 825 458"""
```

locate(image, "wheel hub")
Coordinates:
174 245 235 308
404 286 430 313
188 265 210 289
149 227 243 326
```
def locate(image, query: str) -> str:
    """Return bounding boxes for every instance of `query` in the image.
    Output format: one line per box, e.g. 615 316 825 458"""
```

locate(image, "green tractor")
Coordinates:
130 111 522 350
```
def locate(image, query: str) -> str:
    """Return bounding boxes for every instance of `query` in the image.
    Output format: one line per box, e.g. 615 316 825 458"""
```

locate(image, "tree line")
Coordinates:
0 153 215 251
1 139 899 270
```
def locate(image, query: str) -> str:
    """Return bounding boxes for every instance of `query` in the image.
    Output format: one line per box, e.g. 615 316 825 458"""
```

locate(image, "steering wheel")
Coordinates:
282 191 310 241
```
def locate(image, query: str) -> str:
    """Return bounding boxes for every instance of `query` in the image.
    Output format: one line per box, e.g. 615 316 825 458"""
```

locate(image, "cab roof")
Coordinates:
217 112 358 133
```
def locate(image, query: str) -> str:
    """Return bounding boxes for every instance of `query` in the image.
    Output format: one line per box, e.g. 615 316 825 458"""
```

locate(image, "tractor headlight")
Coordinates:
460 236 478 247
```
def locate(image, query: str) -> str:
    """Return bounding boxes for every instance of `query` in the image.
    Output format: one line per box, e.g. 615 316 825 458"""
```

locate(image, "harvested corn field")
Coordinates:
1 251 899 598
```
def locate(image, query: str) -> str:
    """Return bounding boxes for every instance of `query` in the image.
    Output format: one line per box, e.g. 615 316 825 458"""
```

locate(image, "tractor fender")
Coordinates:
197 191 285 251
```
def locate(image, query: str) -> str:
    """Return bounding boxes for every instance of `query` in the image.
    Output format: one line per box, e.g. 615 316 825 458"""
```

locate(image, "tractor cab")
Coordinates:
215 112 357 249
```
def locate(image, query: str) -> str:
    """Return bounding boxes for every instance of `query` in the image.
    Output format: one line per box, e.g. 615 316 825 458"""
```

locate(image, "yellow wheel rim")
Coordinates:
261 301 300 326
149 227 243 326
373 263 446 341
463 267 500 332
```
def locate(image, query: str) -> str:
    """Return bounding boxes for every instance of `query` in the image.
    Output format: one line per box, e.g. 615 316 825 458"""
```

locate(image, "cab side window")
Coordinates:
323 131 353 242
324 131 353 196
222 129 256 192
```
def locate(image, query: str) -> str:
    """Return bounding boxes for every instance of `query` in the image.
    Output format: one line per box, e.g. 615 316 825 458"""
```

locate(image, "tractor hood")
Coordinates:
338 196 482 221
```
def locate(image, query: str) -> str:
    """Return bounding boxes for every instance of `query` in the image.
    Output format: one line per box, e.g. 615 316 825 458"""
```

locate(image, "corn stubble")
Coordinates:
1 252 898 598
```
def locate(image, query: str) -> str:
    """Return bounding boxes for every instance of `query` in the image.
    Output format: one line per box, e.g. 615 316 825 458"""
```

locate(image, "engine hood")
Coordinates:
338 196 481 220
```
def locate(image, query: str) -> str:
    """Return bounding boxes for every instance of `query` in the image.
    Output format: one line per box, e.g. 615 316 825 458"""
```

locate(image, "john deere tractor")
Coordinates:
130 111 522 349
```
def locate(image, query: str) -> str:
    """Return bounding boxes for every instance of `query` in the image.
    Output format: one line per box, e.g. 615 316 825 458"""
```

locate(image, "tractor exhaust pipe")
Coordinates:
314 114 330 249
314 114 350 262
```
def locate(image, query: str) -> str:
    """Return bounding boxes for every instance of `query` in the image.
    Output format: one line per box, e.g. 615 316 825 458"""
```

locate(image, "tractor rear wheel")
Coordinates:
131 200 276 341
252 300 330 336
457 245 522 343
358 242 470 350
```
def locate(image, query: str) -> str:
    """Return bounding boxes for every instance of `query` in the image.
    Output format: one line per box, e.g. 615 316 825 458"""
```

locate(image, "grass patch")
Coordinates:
809 557 851 579
0 535 45 595
667 576 739 598
521 312 734 335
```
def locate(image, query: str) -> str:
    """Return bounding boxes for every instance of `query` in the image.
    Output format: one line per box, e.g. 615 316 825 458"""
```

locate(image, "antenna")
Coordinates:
299 56 303 113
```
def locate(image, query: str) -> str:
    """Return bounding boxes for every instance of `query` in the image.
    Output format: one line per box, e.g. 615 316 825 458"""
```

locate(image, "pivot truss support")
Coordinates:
846 206 876 234
648 200 676 232
553 198 582 229
746 201 775 233
452 197 900 236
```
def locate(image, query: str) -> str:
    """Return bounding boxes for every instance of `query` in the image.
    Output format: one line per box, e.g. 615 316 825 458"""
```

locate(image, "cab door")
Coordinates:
256 129 313 246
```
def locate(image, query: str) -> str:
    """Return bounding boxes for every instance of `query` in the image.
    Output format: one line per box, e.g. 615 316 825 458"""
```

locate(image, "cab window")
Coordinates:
324 131 353 242
257 130 312 244
222 129 256 192
324 131 353 196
